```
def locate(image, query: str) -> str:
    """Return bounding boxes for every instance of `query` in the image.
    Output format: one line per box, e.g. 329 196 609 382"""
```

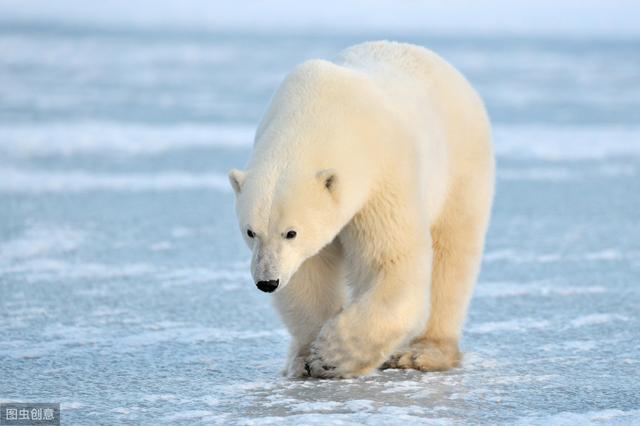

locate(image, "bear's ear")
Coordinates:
228 169 246 195
316 169 338 198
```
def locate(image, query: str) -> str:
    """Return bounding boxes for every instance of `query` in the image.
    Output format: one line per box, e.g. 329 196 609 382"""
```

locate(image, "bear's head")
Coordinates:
229 167 341 293
227 59 384 293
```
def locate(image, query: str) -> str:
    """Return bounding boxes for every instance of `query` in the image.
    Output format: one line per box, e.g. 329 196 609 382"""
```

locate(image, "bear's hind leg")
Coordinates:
383 188 489 372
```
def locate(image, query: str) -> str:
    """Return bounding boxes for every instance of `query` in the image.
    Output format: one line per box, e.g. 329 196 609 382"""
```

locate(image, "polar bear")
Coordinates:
229 41 494 379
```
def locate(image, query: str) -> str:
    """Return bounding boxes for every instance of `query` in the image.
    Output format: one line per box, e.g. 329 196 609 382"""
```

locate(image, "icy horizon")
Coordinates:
1 0 639 38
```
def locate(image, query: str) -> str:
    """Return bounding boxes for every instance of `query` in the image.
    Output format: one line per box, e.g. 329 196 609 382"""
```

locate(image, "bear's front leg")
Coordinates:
273 240 346 378
304 249 431 378
283 341 312 378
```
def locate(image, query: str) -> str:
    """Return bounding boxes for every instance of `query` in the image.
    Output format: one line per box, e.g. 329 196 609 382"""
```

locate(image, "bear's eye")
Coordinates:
246 229 255 239
285 230 297 240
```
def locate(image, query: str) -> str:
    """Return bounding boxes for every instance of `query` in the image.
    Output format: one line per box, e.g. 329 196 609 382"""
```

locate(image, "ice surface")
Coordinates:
0 167 230 193
1 22 639 425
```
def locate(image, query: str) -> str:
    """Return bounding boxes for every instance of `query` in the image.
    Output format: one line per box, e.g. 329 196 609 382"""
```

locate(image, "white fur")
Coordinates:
230 41 494 378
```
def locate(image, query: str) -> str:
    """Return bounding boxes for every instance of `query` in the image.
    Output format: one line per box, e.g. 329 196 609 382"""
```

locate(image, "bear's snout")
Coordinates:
256 279 279 293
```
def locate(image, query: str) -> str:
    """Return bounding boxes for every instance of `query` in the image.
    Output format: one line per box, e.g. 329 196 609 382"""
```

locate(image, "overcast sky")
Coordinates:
1 0 638 37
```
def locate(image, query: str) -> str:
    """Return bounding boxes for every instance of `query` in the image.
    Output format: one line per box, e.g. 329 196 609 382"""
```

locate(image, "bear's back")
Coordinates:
339 41 450 88
341 41 490 153
339 41 485 121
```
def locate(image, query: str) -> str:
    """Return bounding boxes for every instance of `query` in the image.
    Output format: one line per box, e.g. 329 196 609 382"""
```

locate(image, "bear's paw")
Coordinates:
381 338 461 372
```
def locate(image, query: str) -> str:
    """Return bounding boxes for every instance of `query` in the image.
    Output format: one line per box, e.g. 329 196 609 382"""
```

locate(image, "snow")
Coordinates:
1 16 639 426
0 122 254 157
493 126 640 161
0 167 230 193
468 318 551 334
515 410 640 426
162 410 216 422
569 314 630 328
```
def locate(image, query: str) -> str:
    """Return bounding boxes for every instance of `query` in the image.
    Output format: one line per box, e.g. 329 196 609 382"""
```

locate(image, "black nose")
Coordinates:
256 279 279 293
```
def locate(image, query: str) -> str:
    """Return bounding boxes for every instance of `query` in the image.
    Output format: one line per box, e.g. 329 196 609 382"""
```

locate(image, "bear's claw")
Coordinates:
381 339 461 372
303 348 341 378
